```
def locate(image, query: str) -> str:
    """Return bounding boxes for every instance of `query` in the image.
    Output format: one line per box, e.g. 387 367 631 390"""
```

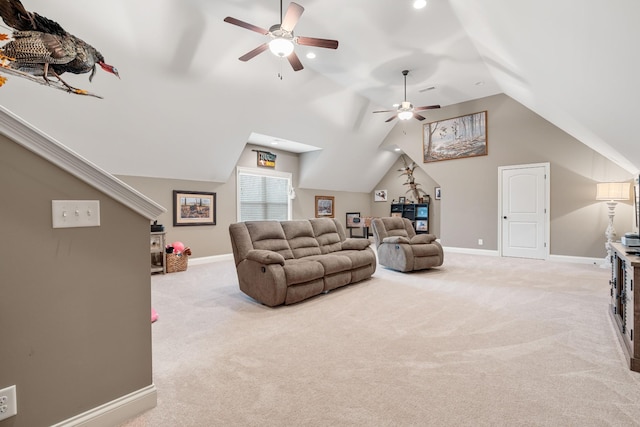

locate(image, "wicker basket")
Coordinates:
166 253 188 273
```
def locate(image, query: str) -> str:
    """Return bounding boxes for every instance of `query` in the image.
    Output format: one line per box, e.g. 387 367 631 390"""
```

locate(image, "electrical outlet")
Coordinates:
52 200 100 228
478 238 484 246
0 385 17 421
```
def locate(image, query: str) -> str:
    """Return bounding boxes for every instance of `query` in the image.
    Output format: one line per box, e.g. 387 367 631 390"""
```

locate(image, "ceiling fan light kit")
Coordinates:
374 70 441 122
269 37 294 57
224 1 339 72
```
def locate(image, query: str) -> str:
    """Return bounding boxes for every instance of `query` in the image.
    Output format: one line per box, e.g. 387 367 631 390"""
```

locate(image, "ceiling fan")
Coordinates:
374 70 441 122
223 1 339 72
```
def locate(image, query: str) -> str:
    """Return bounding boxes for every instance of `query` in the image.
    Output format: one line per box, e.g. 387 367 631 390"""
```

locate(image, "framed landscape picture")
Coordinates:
173 190 216 226
423 111 487 163
315 195 335 218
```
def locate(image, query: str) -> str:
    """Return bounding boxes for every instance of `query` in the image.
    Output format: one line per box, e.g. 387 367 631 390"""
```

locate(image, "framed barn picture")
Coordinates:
173 190 216 226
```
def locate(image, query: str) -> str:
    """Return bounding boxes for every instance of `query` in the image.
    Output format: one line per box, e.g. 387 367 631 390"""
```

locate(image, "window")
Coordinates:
237 167 292 222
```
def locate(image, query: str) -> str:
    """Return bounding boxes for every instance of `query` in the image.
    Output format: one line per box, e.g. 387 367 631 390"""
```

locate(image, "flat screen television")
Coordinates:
416 206 428 218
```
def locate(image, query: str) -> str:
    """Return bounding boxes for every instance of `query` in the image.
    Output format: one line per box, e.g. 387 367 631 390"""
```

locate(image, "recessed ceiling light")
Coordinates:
413 0 427 9
306 52 316 59
394 148 401 152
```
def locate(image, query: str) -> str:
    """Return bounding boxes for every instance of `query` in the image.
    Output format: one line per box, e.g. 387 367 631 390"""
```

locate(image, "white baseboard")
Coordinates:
443 246 500 256
189 253 234 265
50 384 156 427
548 254 603 265
444 247 602 265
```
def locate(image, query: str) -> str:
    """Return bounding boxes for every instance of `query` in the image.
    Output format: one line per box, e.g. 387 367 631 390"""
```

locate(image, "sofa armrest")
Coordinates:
410 234 437 244
382 236 411 244
342 238 371 250
245 249 285 265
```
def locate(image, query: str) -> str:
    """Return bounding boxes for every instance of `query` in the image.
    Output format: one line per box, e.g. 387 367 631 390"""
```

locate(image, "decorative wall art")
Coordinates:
374 189 388 202
315 196 335 218
173 190 216 226
423 111 487 163
253 149 277 168
346 212 361 228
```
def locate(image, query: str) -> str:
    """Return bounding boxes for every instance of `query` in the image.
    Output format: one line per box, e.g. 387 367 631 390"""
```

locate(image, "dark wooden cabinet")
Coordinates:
610 242 640 372
390 203 429 234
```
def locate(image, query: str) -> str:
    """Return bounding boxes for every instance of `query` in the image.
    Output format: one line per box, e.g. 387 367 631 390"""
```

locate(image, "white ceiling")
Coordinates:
0 0 638 192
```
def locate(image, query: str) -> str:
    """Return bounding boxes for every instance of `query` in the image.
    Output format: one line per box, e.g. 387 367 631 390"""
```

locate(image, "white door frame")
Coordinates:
497 162 551 259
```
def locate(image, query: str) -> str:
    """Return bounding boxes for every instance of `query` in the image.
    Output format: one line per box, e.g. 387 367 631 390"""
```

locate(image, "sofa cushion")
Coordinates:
341 238 371 250
379 217 410 237
281 220 322 258
410 234 436 244
246 221 294 259
282 259 325 286
382 236 411 244
305 254 352 274
335 249 375 269
310 218 343 254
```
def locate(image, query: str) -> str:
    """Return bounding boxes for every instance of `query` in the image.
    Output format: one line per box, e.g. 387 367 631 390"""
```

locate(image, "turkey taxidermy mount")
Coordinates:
0 0 119 98
224 0 339 72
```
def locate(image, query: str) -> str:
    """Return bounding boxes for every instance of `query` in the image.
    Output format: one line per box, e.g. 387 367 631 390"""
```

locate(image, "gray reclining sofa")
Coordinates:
229 218 376 306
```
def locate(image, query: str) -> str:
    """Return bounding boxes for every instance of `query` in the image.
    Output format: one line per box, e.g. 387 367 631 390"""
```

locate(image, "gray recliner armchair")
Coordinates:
372 217 444 272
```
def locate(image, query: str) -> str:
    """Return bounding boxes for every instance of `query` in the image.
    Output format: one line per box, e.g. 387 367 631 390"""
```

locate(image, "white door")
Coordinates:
499 164 549 259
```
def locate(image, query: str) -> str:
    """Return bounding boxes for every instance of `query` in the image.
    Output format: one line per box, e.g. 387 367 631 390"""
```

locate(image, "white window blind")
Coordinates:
237 168 291 222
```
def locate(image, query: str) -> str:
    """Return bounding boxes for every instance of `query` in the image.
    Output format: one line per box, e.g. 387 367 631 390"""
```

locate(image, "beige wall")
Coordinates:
121 94 635 261
380 93 634 258
119 144 373 257
0 136 153 426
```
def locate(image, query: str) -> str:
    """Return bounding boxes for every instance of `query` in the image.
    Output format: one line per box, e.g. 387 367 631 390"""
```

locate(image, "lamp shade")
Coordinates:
596 182 630 200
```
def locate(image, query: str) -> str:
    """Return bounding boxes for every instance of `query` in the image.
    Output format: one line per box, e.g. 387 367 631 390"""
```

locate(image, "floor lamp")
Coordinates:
597 182 630 268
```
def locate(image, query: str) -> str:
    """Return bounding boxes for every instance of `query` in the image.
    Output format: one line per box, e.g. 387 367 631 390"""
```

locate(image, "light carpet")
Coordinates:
121 252 640 426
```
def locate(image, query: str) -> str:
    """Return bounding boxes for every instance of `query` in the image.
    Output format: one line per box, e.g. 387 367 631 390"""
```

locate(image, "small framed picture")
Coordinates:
435 187 441 200
416 220 428 232
315 195 335 218
374 189 388 202
398 196 406 204
346 212 361 228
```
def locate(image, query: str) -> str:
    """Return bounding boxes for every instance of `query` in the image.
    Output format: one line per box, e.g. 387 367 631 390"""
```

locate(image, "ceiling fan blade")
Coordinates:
414 113 427 121
287 51 304 71
223 17 269 35
414 104 441 111
385 115 398 123
281 2 304 32
239 43 269 61
296 36 339 49
373 109 395 114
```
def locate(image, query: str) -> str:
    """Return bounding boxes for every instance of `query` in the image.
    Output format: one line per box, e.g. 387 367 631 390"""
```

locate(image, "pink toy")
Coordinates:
172 241 185 254
151 308 159 323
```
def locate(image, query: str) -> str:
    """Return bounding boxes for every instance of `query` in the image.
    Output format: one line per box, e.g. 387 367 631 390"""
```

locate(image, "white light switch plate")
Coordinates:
52 200 101 228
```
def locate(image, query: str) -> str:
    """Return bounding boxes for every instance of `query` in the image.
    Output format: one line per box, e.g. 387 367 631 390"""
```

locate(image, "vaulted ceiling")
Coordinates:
0 0 638 192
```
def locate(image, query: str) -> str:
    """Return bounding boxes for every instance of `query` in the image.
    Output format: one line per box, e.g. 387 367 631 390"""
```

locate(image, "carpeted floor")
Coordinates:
121 252 640 426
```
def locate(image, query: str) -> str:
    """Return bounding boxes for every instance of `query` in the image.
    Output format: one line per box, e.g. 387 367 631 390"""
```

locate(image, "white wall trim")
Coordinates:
549 254 603 265
445 246 601 265
0 106 166 220
189 253 234 265
50 384 157 427
444 246 500 256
